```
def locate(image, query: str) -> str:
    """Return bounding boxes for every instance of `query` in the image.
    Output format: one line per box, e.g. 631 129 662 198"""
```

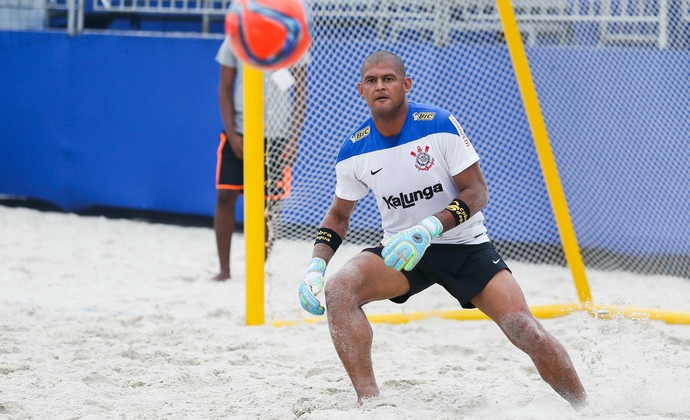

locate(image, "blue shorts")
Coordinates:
364 241 511 309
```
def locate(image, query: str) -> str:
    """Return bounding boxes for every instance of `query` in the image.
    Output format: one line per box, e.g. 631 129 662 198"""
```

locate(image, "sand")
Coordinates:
1 205 689 419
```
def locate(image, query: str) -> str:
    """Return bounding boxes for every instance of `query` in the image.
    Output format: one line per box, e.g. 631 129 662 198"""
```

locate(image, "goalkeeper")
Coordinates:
298 50 587 409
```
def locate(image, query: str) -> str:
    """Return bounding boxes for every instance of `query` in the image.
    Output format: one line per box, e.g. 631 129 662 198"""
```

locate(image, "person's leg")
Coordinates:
213 189 240 281
471 270 587 409
324 252 410 403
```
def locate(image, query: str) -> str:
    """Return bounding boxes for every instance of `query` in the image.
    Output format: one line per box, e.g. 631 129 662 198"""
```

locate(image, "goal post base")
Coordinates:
583 303 690 325
271 303 690 327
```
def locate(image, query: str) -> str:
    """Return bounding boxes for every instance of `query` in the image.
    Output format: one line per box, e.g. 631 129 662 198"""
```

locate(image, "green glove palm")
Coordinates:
382 216 442 271
298 257 327 315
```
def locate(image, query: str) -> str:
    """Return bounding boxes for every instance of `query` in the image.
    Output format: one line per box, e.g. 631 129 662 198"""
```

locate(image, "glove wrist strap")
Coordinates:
418 216 443 238
307 257 327 276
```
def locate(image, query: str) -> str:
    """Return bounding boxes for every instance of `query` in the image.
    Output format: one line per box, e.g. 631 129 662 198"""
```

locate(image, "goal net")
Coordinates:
263 0 690 324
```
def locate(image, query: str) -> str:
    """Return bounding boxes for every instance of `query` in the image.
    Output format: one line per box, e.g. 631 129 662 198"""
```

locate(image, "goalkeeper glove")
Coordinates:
382 216 443 271
298 257 327 315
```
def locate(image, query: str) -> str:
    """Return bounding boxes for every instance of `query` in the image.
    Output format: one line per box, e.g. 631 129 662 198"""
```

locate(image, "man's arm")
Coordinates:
299 195 357 315
433 161 488 231
218 64 243 159
381 162 488 271
283 63 308 167
311 195 357 262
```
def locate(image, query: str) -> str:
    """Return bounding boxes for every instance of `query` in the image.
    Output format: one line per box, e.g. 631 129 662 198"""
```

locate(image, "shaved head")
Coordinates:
360 50 406 80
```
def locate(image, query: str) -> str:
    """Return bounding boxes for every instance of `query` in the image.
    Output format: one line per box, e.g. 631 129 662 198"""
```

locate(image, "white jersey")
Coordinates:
335 102 489 245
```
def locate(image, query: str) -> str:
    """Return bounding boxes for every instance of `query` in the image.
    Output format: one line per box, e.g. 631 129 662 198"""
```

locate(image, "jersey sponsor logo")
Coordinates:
350 126 371 143
370 167 383 175
413 112 435 121
449 115 471 148
383 183 444 209
410 145 435 171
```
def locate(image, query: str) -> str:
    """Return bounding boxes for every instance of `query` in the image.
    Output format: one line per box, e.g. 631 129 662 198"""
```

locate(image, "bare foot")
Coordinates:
356 389 380 406
571 397 589 411
213 271 230 281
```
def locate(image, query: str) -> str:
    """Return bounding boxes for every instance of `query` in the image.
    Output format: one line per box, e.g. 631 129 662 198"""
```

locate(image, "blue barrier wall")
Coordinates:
1 31 688 254
0 31 221 216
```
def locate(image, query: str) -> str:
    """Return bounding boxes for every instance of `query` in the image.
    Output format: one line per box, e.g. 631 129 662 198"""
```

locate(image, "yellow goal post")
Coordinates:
242 0 690 326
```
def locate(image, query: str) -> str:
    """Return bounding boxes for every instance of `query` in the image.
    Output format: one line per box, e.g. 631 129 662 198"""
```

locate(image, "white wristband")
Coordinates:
418 216 443 238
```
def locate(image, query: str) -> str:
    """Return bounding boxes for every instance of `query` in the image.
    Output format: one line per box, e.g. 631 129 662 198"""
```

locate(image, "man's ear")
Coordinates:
357 82 364 98
404 77 412 94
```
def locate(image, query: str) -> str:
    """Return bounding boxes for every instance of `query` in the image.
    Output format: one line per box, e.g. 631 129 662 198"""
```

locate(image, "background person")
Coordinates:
214 37 308 281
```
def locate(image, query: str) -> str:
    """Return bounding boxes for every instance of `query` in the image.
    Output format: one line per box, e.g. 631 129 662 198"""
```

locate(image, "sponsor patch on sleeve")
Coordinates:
350 125 371 143
413 112 435 121
449 115 472 148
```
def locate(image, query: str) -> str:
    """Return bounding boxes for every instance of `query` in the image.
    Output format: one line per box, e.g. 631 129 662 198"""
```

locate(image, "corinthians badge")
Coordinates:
410 145 435 171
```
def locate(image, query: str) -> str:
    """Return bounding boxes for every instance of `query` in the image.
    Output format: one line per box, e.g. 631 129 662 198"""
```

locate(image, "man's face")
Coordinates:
358 60 411 118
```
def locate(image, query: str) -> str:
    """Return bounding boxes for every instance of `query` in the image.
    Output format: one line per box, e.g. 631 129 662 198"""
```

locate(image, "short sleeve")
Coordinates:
445 114 480 176
215 38 238 69
334 158 369 201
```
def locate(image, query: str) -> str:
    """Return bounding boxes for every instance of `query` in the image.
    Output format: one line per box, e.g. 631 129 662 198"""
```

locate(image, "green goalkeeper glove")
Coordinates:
298 257 327 315
382 216 443 271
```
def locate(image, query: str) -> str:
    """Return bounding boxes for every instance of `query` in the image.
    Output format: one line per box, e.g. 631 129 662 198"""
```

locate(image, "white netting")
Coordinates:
265 0 690 321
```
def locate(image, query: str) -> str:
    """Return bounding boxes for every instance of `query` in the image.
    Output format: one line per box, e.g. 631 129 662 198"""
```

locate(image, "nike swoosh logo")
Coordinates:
370 168 383 175
492 259 501 264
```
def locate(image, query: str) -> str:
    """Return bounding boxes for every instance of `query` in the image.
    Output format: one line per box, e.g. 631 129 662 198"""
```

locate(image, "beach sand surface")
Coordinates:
1 206 689 419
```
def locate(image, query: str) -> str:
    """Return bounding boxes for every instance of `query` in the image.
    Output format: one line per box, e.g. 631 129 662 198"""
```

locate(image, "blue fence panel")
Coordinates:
1 31 221 216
